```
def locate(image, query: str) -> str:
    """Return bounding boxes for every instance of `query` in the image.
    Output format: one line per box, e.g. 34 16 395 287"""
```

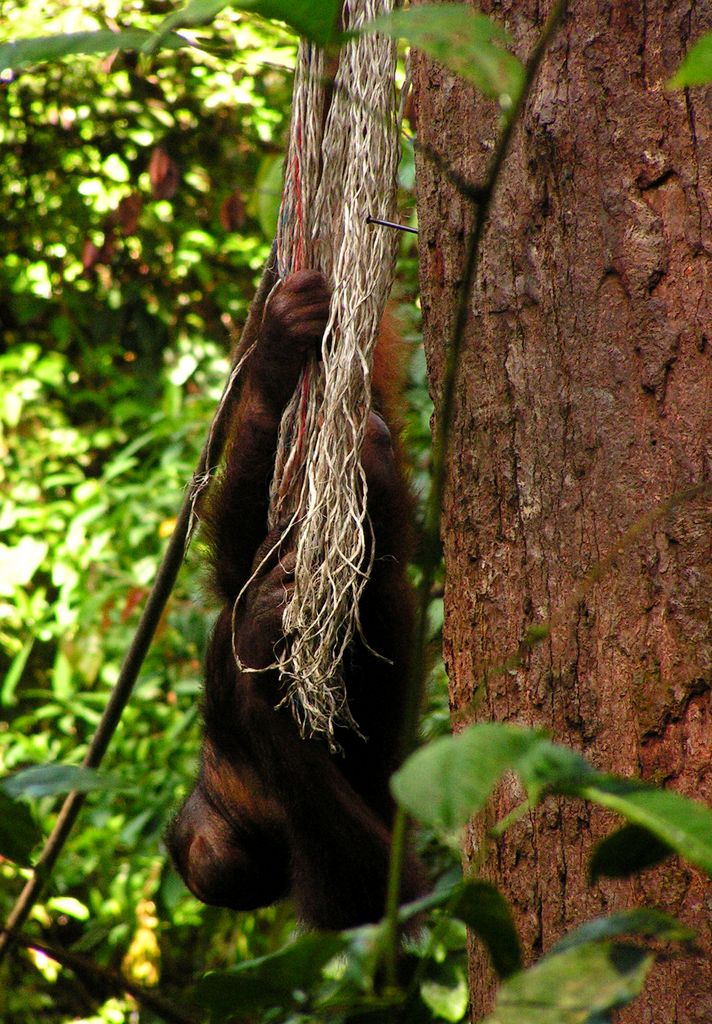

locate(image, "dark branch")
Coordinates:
16 933 198 1024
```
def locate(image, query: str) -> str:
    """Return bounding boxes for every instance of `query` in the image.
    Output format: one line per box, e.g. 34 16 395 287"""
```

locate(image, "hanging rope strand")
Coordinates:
266 0 400 747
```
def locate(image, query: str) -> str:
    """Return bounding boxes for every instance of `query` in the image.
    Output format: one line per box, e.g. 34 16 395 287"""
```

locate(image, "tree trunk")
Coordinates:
413 1 712 1020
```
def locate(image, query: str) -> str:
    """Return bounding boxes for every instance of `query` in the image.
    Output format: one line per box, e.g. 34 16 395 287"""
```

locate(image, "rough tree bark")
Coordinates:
413 1 712 1021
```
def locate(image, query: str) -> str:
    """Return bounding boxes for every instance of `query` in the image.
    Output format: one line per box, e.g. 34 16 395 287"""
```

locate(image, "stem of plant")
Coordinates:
489 800 532 839
382 0 568 990
0 244 278 966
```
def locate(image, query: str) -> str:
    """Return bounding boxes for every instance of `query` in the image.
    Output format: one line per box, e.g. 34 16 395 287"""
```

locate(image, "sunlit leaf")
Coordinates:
668 31 712 88
483 942 653 1024
47 896 91 921
1 636 34 707
254 153 284 239
421 966 469 1022
0 537 48 596
391 723 547 831
0 791 41 865
0 29 190 73
148 0 341 51
364 4 525 104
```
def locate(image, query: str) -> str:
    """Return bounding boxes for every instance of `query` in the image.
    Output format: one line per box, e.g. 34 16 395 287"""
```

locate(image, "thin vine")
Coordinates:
382 0 569 989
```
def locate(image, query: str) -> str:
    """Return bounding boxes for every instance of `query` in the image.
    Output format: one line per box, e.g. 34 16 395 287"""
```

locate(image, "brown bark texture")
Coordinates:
413 1 712 1021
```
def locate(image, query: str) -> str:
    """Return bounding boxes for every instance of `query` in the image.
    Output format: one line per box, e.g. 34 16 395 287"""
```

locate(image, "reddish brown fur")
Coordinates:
372 309 409 430
166 271 425 929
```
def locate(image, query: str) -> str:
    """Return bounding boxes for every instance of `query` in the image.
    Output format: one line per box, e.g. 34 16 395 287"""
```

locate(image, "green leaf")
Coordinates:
195 932 348 1017
0 29 191 73
397 876 464 922
517 739 595 803
576 776 712 877
482 942 653 1024
254 153 284 240
450 880 522 978
147 0 342 52
143 0 229 53
1 764 118 800
391 723 547 831
1 636 34 707
668 31 712 88
237 0 341 45
0 791 41 865
421 965 469 1022
394 723 712 882
364 5 525 103
47 896 91 921
589 824 674 881
0 537 48 595
550 909 694 955
519 743 712 877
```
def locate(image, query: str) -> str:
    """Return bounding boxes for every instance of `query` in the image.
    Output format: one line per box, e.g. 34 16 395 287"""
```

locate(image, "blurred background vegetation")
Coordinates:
0 3 451 1020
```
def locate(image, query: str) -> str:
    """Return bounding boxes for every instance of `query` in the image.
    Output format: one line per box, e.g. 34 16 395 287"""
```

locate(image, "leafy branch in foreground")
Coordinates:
193 720 708 1020
392 722 712 879
147 0 342 52
366 5 525 106
0 29 189 73
0 765 120 867
192 890 693 1022
0 0 342 73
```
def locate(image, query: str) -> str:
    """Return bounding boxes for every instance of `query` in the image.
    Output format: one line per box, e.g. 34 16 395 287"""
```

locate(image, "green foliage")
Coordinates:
668 30 712 87
193 886 694 1023
195 932 349 1016
0 29 190 72
392 723 552 832
0 0 343 73
364 5 525 107
549 908 694 953
393 722 712 876
447 882 521 978
1 764 118 800
148 0 342 52
576 775 712 876
144 0 234 53
482 942 653 1024
0 765 119 866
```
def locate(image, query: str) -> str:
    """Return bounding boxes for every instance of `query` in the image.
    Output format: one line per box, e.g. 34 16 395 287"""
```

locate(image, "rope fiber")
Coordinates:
248 1 401 747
